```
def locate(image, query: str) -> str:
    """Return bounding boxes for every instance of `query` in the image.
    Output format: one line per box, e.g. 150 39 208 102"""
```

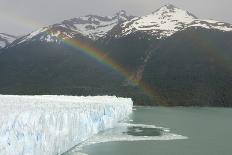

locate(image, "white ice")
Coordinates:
0 95 133 155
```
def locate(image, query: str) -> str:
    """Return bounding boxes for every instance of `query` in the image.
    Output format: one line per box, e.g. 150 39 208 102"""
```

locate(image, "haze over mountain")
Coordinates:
0 4 232 106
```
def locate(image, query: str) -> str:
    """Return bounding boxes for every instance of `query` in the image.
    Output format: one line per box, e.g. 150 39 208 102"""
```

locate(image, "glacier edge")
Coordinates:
0 95 133 155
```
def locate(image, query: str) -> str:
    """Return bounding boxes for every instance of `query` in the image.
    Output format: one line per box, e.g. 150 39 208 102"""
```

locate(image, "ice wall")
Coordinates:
0 95 133 155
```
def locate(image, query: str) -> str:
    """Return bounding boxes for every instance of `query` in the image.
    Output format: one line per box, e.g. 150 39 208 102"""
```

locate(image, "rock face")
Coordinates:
0 5 232 106
0 95 133 155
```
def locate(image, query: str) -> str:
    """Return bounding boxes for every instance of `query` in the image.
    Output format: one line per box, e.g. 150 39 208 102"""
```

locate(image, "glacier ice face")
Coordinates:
0 95 133 155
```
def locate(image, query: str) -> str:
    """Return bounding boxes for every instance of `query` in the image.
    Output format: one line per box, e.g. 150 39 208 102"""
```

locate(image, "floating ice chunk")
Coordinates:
65 123 188 155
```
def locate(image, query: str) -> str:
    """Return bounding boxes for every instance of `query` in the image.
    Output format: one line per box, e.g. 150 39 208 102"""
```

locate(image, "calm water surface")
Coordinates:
65 106 232 155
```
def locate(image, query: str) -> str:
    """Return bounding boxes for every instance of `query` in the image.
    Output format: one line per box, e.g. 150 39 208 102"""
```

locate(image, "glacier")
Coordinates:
0 95 133 155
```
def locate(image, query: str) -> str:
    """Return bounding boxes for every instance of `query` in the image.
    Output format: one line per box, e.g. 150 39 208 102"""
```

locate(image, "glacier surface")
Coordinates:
0 95 133 155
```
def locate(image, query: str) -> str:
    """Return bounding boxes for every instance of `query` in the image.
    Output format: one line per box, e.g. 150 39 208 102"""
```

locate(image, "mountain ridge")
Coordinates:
111 4 232 39
1 4 232 106
4 4 232 49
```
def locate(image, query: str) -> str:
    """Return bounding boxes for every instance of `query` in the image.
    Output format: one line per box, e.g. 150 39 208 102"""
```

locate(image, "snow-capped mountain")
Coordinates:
58 10 134 40
114 4 232 39
10 26 81 47
9 5 232 47
0 33 17 49
10 10 134 47
1 4 232 106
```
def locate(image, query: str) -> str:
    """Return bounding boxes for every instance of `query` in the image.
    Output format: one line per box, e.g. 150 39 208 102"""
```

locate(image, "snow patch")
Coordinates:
15 28 48 45
59 11 133 40
0 41 6 48
0 33 17 48
119 5 232 39
120 5 197 39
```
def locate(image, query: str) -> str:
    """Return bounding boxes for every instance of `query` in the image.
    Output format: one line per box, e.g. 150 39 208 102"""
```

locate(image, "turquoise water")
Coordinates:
65 107 232 155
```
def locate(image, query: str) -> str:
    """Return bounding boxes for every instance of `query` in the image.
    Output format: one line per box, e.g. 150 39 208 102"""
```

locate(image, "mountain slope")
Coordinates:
142 28 232 106
1 5 232 106
0 40 125 95
59 10 134 40
107 4 232 39
0 33 17 49
9 5 232 47
9 10 134 48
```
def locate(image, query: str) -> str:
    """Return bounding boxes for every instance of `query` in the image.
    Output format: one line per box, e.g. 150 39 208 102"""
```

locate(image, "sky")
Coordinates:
0 0 231 35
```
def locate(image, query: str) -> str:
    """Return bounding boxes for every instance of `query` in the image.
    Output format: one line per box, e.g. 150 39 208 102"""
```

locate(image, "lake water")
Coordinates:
64 106 232 155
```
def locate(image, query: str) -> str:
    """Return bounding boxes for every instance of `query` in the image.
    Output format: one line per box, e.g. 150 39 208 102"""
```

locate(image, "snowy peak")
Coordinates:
115 10 130 21
118 4 232 39
0 33 17 49
152 4 197 20
57 11 134 40
116 10 127 16
7 5 232 47
10 11 134 46
9 26 85 47
119 4 198 38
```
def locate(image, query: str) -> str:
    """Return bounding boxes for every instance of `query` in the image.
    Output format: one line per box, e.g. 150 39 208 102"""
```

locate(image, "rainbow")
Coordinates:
0 10 166 104
44 30 167 105
5 12 232 106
